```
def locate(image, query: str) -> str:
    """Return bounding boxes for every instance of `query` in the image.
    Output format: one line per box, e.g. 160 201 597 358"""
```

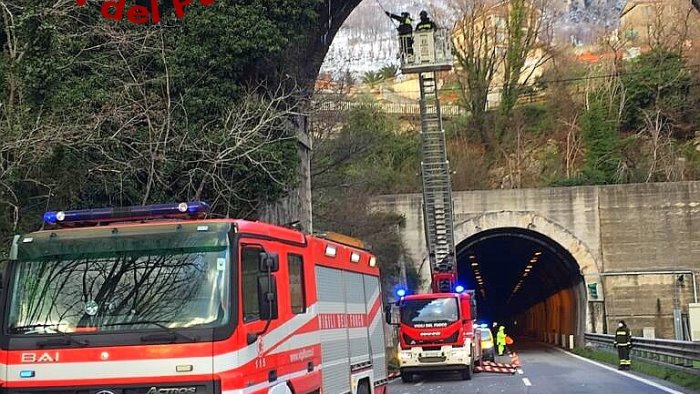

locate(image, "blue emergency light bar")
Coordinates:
454 285 465 293
43 201 209 226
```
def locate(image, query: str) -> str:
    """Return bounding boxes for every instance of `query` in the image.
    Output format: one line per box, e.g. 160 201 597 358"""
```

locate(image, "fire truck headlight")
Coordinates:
400 351 412 360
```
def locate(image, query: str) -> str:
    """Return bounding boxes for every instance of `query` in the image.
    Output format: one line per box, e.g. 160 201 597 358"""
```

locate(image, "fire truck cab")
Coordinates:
0 202 389 394
386 288 481 383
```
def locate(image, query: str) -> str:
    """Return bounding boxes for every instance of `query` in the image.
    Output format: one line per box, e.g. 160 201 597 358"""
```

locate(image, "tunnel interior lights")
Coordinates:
511 279 524 295
534 251 542 256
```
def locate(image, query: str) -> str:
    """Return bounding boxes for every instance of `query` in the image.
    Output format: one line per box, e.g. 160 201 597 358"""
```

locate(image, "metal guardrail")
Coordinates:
584 333 700 374
315 101 466 117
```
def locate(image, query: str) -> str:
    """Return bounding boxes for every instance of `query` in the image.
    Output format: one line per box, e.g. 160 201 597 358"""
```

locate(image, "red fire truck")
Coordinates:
386 287 480 383
0 201 389 394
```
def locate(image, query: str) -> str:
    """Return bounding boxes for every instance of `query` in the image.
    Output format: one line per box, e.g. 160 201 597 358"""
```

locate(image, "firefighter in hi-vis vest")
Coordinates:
614 320 632 370
385 11 414 56
415 10 436 31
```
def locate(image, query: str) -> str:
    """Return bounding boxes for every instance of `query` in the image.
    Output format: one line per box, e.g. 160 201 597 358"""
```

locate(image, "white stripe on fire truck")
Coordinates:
4 330 323 383
2 294 383 382
3 304 319 382
222 365 322 394
6 356 212 381
267 331 320 355
213 303 319 371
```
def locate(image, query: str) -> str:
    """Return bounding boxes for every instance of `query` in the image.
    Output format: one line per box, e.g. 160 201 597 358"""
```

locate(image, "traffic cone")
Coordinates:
510 352 521 367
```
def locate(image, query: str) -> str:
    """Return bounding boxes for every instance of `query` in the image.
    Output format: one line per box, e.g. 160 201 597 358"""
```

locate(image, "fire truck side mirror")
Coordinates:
259 252 279 273
257 275 278 320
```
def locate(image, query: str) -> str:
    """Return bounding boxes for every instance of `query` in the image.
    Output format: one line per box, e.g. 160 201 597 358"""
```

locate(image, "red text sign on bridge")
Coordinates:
76 0 215 24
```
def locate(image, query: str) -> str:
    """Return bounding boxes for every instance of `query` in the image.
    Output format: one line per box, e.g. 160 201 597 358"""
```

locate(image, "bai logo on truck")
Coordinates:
21 352 60 363
75 0 214 25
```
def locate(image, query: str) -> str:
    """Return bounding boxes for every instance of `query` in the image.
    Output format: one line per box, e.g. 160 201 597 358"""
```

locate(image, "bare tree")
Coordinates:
184 82 304 216
451 0 500 146
640 110 683 182
646 1 697 56
451 0 552 145
560 114 583 179
499 0 553 122
617 0 700 57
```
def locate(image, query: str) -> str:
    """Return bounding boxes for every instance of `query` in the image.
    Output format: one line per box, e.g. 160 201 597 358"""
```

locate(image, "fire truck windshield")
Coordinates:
5 224 231 337
400 297 459 327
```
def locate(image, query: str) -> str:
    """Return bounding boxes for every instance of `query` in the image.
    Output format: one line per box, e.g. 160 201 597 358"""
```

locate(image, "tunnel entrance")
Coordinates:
456 227 586 342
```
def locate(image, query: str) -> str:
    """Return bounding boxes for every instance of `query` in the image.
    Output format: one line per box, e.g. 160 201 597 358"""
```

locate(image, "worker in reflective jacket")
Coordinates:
415 10 436 31
496 326 507 356
386 11 413 34
614 320 632 370
385 11 414 55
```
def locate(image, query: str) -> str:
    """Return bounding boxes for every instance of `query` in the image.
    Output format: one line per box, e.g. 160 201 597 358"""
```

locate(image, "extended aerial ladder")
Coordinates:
399 29 457 293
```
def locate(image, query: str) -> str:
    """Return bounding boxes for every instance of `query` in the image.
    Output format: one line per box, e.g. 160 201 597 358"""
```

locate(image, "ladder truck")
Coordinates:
384 28 482 383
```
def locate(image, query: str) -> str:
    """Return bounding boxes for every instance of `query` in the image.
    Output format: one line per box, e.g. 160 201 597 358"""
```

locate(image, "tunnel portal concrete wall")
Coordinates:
372 181 700 339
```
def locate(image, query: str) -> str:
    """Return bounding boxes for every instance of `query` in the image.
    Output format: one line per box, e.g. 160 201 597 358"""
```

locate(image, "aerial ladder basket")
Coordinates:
399 28 453 75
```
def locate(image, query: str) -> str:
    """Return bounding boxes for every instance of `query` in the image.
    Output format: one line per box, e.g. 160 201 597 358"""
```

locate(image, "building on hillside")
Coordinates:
615 0 700 58
576 51 619 64
451 0 551 109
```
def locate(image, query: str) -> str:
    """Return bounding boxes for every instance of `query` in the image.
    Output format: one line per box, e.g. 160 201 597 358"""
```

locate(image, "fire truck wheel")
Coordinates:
268 382 293 394
461 366 472 380
461 360 473 380
400 370 414 383
357 380 371 394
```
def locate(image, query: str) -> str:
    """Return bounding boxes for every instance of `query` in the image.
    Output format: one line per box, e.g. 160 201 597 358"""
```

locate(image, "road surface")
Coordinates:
388 340 696 394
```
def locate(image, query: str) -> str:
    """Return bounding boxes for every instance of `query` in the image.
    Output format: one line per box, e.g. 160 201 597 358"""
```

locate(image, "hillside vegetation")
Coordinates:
314 49 700 194
0 0 320 240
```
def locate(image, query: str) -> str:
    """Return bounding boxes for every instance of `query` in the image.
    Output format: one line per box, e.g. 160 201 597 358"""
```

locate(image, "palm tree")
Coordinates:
379 65 399 80
361 71 384 89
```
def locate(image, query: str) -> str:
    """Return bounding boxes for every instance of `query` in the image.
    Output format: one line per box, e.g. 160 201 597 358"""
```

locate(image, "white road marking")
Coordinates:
517 368 524 374
522 377 532 386
555 347 685 394
414 381 424 387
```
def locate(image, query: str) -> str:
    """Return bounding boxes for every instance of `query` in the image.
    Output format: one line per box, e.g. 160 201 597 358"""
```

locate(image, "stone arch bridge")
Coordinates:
372 181 700 344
